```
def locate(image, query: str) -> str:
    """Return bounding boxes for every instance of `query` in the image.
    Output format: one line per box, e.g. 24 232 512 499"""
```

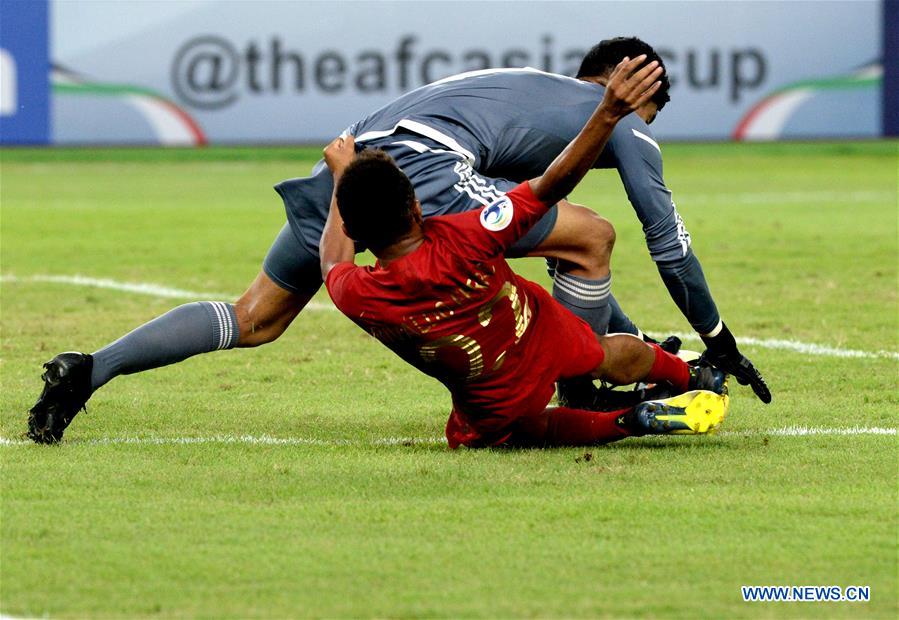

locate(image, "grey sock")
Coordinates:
90 301 239 391
552 272 612 335
608 294 641 336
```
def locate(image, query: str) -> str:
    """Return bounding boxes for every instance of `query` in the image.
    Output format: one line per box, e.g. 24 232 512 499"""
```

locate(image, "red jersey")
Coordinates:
326 182 603 442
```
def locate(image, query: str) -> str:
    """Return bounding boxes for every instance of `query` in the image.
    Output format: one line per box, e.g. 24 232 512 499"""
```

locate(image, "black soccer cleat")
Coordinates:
557 377 642 411
658 335 682 355
557 377 599 410
634 382 675 403
27 352 94 444
687 359 728 395
643 333 683 355
587 385 648 411
559 379 654 412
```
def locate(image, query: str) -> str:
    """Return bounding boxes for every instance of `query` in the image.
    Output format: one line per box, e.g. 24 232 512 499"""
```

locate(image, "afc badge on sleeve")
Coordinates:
479 196 514 231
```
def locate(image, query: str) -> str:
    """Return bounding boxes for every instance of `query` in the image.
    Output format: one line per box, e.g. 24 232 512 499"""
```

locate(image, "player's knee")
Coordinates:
593 215 616 256
575 212 615 272
234 295 290 347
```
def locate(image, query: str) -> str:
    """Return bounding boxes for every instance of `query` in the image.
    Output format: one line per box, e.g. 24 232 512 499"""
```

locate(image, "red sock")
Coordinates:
539 407 632 446
645 344 690 392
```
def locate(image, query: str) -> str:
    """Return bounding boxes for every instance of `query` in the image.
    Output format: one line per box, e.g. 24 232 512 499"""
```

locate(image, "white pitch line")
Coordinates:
0 427 894 447
1 273 235 300
0 273 336 312
2 273 897 360
0 435 445 448
664 331 899 361
733 426 897 437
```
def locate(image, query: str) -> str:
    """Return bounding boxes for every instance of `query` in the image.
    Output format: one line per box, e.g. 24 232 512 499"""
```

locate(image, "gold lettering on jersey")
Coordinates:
405 268 495 336
465 272 490 291
407 301 456 335
477 281 532 343
418 334 484 382
405 314 431 335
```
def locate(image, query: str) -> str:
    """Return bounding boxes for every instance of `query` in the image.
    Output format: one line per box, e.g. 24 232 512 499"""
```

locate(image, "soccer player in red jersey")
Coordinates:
320 56 728 448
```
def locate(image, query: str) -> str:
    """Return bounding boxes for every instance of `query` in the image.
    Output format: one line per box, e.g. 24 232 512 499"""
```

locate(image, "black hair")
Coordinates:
335 149 417 251
576 37 671 112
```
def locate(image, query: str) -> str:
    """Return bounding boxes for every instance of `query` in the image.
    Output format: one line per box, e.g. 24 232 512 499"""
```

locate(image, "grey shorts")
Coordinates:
265 133 559 295
262 223 324 298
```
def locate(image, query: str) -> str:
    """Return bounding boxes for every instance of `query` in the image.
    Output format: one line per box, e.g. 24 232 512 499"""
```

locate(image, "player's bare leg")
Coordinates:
27 268 316 443
234 271 312 347
529 200 614 279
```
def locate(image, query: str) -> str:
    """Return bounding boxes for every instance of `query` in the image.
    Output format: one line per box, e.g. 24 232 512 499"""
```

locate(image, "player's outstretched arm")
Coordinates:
320 135 358 280
529 55 662 206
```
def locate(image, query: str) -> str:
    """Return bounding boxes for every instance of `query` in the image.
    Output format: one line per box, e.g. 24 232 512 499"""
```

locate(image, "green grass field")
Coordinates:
1 142 897 618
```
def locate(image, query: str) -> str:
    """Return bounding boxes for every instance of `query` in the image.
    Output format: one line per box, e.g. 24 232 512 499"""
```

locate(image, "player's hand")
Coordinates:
700 323 771 403
704 349 771 403
600 55 664 121
323 134 356 177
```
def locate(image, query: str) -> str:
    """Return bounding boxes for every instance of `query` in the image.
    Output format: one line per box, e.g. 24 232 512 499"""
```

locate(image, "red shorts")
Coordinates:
445 282 604 448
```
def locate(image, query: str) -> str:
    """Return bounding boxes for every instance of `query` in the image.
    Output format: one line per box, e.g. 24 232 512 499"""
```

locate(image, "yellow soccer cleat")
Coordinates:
631 390 729 435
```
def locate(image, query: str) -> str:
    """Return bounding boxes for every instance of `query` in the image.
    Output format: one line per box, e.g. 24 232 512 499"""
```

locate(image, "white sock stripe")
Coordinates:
554 272 613 293
553 276 612 300
227 304 235 347
553 284 609 306
208 301 226 350
216 301 231 349
215 302 234 349
552 277 611 303
216 302 229 350
223 303 235 348
228 304 236 347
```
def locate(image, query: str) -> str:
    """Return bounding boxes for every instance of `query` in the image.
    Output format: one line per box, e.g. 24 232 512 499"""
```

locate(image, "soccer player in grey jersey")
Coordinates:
28 38 768 444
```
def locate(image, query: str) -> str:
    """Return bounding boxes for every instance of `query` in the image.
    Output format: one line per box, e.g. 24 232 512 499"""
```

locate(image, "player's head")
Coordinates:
336 149 421 253
577 37 671 121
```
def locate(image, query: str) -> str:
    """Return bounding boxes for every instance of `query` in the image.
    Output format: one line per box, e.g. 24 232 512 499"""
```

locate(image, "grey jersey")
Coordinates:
347 68 689 262
274 67 718 334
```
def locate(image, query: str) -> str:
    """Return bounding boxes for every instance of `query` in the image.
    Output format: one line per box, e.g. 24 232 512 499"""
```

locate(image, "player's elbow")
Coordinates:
320 261 337 283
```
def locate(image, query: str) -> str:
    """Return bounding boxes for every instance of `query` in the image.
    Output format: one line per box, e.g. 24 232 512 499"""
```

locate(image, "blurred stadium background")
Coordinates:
2 0 895 146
